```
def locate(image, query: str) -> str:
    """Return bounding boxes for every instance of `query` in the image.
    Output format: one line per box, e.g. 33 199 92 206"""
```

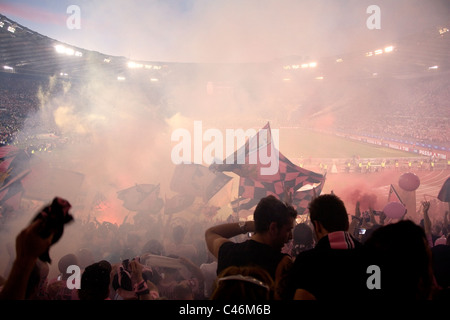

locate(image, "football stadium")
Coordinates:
0 1 449 304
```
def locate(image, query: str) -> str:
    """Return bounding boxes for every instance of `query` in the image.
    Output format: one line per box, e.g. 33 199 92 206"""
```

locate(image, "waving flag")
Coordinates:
211 122 279 181
117 183 164 213
388 184 404 205
170 163 232 202
213 123 325 214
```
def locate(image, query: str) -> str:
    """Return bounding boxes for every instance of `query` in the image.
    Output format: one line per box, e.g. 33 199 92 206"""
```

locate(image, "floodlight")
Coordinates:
55 44 66 54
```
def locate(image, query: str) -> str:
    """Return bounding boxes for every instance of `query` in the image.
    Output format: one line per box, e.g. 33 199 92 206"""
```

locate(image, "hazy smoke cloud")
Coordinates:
1 0 449 281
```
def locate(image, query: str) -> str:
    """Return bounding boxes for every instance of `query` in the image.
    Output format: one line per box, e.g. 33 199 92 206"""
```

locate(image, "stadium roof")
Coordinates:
1 13 449 82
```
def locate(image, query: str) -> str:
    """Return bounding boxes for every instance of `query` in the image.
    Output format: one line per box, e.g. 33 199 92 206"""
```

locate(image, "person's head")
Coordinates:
308 194 349 239
78 260 112 300
431 244 450 293
293 222 314 247
253 195 297 249
211 265 274 300
363 220 435 299
58 253 78 280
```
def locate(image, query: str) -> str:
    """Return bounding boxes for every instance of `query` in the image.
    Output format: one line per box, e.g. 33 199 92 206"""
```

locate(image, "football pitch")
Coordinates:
279 128 419 159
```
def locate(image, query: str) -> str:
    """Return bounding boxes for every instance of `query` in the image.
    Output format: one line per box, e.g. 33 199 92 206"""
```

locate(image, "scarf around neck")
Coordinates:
327 231 357 249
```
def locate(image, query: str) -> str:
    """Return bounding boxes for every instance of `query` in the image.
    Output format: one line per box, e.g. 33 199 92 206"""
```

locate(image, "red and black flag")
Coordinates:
211 122 280 182
236 152 325 214
213 123 325 214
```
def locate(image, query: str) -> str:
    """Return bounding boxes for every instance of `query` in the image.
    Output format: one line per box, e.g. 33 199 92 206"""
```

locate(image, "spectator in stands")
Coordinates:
430 243 450 300
285 193 366 300
111 256 160 300
210 265 274 300
205 195 296 299
164 225 199 265
77 260 112 300
0 219 54 300
155 256 205 300
290 222 315 259
363 220 436 300
199 252 218 299
46 253 79 300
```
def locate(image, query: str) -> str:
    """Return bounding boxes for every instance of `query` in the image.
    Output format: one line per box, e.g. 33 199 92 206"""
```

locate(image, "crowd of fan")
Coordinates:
0 73 62 148
1 72 450 151
0 191 448 301
331 75 450 148
283 73 450 149
0 72 449 302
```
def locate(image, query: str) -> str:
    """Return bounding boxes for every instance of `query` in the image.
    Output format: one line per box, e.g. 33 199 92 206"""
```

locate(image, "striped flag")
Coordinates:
213 123 325 214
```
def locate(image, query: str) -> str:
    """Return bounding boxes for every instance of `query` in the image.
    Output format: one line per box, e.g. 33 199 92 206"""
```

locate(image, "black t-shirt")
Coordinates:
217 240 287 280
286 234 367 300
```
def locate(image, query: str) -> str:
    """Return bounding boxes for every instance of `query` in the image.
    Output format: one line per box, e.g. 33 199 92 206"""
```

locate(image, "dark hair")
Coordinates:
58 253 78 275
253 195 296 233
293 223 314 246
308 194 349 232
78 260 111 300
363 220 435 299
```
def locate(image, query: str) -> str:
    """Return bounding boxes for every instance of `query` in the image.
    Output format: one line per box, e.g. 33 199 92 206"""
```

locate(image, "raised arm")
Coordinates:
0 220 54 300
421 201 433 247
205 221 255 258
